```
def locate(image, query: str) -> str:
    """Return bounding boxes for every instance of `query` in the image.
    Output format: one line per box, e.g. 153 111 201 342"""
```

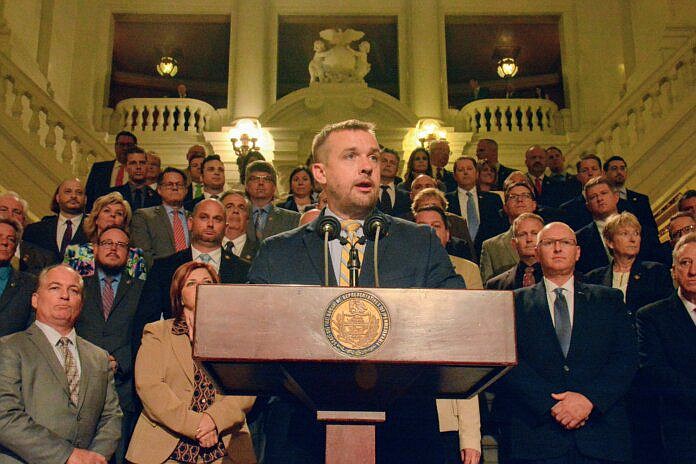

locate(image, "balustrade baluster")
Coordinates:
135 105 144 131
142 105 152 131
11 83 24 119
165 105 174 131
177 104 185 131
155 105 164 131
28 99 41 136
185 106 194 132
618 118 630 151
45 118 58 151
62 131 75 164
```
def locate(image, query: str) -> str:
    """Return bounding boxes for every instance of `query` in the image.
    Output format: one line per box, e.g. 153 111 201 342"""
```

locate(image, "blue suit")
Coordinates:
493 281 638 462
248 211 465 464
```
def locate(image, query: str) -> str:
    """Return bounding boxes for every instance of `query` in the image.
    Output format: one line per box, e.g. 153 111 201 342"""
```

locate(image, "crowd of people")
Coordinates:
0 123 694 464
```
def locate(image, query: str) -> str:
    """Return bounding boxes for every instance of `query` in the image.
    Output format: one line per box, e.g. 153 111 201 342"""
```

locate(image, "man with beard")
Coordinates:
75 226 143 464
248 119 464 464
603 155 658 236
560 154 607 231
23 178 88 260
221 190 258 263
134 199 250 341
244 160 300 241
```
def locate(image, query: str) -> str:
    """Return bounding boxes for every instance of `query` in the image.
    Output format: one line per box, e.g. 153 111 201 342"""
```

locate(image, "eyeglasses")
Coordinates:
672 224 695 239
508 193 534 202
98 240 129 250
248 175 274 184
538 238 577 249
160 182 185 189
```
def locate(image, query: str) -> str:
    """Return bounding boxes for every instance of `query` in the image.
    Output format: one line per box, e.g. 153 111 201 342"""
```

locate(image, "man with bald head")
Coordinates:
494 222 637 464
23 178 88 260
429 141 458 192
134 199 250 342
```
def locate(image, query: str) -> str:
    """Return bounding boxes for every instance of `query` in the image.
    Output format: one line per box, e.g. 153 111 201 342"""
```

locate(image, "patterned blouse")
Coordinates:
168 318 225 463
63 243 147 280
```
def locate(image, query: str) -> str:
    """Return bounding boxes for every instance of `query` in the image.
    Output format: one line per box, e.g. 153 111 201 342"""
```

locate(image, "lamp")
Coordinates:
415 119 447 149
229 118 262 158
156 57 178 77
496 58 519 78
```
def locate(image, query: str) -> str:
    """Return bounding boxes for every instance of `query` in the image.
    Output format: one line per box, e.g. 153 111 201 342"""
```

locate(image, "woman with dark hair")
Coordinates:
476 160 498 192
397 148 435 193
277 166 317 213
127 261 255 464
63 191 147 279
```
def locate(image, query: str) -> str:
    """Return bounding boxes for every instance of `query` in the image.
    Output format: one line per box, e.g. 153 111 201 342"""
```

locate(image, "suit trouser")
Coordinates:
113 408 138 464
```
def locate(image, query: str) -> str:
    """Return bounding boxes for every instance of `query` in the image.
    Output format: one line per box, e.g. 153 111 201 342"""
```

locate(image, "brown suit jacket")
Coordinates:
126 319 256 464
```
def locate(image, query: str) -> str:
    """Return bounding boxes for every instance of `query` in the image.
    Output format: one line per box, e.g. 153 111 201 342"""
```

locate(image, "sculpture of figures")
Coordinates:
307 29 372 84
308 40 328 84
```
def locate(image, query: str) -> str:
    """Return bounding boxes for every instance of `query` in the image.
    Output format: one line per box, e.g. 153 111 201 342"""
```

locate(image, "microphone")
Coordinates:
362 212 389 288
363 212 390 241
317 216 341 241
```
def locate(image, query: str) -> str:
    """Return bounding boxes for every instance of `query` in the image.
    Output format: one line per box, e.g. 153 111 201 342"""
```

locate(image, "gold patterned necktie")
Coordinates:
339 220 364 287
57 337 80 406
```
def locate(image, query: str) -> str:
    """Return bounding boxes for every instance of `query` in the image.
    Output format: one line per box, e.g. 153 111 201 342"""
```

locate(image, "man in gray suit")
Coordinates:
479 182 537 282
131 167 190 267
0 264 122 464
0 217 36 337
76 226 144 464
245 160 300 241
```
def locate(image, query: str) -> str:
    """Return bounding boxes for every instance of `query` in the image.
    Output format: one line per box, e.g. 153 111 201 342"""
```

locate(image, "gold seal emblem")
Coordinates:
324 291 390 357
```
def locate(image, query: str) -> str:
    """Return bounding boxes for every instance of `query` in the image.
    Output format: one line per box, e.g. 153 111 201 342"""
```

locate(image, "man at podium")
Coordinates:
248 119 473 464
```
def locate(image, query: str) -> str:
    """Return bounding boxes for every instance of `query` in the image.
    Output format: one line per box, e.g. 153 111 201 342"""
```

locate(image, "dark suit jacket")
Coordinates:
527 174 569 208
0 324 122 463
493 282 638 461
376 186 412 218
248 212 464 463
0 268 36 337
134 247 250 349
19 240 57 276
623 189 657 233
484 262 543 291
23 215 88 258
109 184 161 212
77 272 144 412
494 164 516 190
438 168 458 193
584 260 672 321
445 236 474 261
446 190 507 256
636 293 696 460
85 159 117 212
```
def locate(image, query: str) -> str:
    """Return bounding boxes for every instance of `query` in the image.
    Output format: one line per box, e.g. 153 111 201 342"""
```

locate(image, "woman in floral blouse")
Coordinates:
63 191 147 279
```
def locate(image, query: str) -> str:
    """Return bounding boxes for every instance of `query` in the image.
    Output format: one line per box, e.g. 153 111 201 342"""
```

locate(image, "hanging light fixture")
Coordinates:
496 57 519 78
156 56 178 77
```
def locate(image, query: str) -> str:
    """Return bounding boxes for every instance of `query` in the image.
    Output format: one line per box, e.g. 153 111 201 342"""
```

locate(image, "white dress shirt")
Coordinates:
543 276 575 329
56 213 83 250
34 320 82 376
678 287 696 326
191 246 222 273
457 186 479 220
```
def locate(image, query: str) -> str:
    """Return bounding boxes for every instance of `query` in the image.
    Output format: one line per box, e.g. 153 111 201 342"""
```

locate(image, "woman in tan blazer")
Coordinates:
127 261 255 463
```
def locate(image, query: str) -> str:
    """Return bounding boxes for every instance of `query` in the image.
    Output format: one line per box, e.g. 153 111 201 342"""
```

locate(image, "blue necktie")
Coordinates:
466 191 479 239
553 288 572 357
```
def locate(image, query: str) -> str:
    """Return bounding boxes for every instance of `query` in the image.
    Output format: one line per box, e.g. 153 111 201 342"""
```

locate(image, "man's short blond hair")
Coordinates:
311 119 376 163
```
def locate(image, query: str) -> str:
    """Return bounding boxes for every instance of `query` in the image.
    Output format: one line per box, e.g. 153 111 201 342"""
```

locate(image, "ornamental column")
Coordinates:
408 0 444 120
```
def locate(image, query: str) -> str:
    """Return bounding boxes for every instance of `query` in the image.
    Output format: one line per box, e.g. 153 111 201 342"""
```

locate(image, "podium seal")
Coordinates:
324 291 390 357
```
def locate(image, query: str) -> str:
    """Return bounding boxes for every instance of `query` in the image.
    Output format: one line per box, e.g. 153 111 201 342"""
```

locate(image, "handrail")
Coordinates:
114 97 216 133
566 33 696 159
0 52 112 178
458 98 562 134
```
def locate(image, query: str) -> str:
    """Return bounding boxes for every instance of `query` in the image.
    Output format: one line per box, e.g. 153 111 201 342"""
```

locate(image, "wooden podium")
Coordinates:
193 284 516 463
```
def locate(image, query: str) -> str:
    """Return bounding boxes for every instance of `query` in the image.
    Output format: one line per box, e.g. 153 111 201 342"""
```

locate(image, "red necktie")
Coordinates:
522 266 536 287
172 208 187 252
102 276 114 320
535 177 542 196
114 165 126 187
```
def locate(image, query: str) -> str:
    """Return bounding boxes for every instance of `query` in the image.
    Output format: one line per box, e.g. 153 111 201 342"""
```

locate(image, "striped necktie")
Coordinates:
57 337 80 406
101 276 115 320
339 220 364 287
171 208 187 251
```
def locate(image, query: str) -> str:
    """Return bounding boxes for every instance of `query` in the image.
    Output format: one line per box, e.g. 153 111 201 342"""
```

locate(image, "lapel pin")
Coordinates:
634 274 640 280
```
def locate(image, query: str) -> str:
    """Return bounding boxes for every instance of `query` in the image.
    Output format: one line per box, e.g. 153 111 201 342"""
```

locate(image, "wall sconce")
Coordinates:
229 118 262 158
416 119 447 148
156 56 179 77
497 58 519 78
